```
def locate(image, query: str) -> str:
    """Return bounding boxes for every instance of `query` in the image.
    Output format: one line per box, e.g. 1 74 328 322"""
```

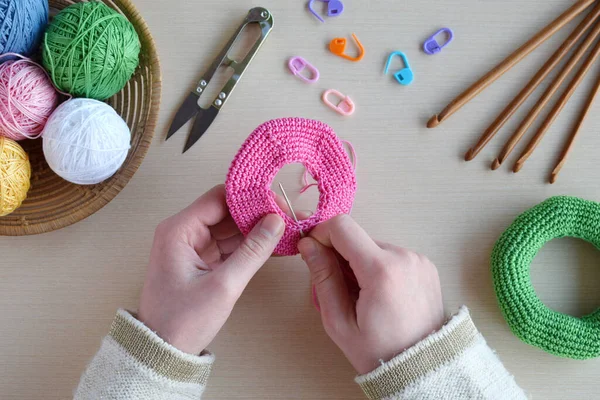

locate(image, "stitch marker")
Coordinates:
288 56 320 83
308 0 344 23
327 0 344 17
322 89 355 116
385 51 414 85
424 28 454 55
329 33 365 62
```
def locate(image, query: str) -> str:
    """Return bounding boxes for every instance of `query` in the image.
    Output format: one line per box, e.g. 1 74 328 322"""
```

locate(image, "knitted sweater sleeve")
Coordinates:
355 307 527 400
74 309 214 400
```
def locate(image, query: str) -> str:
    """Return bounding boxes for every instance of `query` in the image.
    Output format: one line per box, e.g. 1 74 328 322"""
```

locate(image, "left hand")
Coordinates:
138 185 285 355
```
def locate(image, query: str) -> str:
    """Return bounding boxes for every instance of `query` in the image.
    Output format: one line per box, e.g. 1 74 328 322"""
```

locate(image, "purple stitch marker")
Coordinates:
424 28 454 55
308 0 344 23
327 0 344 17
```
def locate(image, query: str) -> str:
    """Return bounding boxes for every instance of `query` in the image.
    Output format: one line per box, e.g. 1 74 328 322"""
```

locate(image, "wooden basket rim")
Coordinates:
0 0 162 236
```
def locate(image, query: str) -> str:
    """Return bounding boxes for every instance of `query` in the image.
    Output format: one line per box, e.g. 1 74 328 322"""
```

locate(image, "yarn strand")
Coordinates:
301 139 357 193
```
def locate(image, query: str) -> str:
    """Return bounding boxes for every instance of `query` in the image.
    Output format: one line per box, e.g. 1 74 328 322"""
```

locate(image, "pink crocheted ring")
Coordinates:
226 117 357 256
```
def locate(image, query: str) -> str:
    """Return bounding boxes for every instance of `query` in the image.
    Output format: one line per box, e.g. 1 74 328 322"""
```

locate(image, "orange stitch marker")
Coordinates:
329 33 364 62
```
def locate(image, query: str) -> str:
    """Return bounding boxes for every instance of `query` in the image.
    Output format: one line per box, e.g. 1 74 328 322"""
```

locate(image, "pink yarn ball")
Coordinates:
0 59 59 141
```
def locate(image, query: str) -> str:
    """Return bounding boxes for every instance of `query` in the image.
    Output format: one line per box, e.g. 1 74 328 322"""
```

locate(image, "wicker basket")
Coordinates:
0 0 161 236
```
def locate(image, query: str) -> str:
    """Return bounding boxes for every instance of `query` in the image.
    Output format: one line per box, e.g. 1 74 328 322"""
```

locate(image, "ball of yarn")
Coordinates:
42 2 140 100
0 137 31 216
0 0 48 56
0 58 59 140
42 98 131 185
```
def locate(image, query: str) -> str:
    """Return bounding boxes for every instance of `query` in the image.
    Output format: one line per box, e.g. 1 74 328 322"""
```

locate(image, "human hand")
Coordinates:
138 185 284 355
298 215 444 375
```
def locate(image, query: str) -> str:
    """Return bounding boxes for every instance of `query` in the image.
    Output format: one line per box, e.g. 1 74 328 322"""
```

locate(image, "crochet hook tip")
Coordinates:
427 115 441 128
464 148 476 162
513 160 524 173
549 170 559 184
491 158 501 171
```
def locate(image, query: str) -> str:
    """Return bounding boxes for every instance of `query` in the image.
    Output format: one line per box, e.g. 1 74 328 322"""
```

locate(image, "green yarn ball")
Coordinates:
42 2 140 100
492 196 600 360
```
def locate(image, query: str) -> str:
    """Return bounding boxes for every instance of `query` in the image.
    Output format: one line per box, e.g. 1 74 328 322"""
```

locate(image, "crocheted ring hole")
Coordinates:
270 163 319 221
530 237 600 317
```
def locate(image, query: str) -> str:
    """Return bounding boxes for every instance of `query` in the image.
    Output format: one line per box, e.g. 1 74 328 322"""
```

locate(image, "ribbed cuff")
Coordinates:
355 307 478 400
109 309 214 385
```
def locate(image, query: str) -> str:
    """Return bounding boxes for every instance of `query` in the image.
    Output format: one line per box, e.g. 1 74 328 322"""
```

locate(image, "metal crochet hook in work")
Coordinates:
278 183 305 237
167 7 274 153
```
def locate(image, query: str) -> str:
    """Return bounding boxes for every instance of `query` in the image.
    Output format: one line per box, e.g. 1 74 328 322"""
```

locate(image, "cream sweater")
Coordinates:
75 307 526 399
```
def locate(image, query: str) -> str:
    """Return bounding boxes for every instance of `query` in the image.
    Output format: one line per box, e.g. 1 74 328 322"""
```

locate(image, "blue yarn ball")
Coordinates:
0 0 48 56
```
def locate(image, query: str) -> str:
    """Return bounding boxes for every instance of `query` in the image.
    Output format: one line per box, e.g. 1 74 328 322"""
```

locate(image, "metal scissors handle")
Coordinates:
167 7 274 153
196 8 273 108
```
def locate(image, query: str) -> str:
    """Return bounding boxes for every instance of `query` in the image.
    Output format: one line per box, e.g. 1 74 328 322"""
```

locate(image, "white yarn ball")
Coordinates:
42 98 131 185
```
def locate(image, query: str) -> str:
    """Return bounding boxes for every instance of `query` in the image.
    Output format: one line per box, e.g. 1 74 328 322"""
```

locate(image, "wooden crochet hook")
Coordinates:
549 71 600 183
426 0 596 129
464 3 600 161
491 18 600 170
513 38 600 173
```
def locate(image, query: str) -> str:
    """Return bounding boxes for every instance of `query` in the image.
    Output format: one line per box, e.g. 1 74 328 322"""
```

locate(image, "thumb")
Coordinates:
298 238 354 331
218 214 285 289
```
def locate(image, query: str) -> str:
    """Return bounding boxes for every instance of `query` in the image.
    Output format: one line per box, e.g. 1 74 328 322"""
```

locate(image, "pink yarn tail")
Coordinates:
341 140 358 171
300 139 357 194
300 169 318 194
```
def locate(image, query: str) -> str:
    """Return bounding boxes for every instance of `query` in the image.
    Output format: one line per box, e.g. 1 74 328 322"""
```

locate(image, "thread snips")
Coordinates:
167 8 274 153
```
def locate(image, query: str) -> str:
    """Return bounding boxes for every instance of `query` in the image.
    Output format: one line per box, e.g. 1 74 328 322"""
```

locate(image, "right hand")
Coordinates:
298 215 445 375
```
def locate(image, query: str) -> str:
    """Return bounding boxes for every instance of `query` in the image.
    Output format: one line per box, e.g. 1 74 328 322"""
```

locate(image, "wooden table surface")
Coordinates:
2 0 600 398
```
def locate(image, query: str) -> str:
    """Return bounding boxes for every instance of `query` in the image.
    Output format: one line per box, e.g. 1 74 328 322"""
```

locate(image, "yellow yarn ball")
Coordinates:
0 137 31 216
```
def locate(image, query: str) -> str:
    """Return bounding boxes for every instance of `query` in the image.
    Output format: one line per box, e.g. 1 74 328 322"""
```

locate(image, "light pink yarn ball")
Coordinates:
0 59 59 141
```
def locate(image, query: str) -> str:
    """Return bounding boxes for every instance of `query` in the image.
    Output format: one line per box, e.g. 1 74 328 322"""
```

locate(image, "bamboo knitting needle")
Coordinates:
491 18 600 170
549 70 600 183
513 38 600 173
464 3 600 162
427 0 597 129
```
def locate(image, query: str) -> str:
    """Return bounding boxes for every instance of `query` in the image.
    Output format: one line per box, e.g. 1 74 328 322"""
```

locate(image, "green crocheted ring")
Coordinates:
492 196 600 360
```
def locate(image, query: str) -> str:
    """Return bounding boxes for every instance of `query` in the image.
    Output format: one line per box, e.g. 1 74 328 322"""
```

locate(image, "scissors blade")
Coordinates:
182 106 219 153
166 92 201 140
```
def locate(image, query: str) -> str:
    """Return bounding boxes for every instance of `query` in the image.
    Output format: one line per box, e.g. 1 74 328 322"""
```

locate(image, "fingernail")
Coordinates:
299 210 314 219
298 238 319 262
260 214 285 237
